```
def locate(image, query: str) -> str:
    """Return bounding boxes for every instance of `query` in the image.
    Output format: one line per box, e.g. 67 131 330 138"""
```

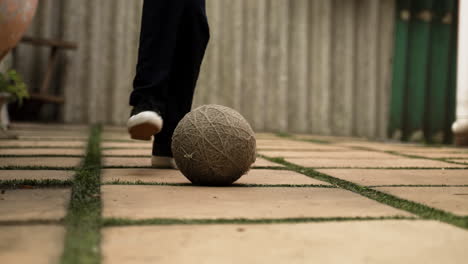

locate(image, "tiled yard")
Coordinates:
1 123 468 263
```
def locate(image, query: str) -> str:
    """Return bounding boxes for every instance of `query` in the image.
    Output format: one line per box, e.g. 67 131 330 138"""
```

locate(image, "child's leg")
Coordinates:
129 0 186 118
152 0 210 157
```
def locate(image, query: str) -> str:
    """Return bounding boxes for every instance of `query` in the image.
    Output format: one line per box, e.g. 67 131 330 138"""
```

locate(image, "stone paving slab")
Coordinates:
449 159 468 164
260 150 400 159
317 169 468 186
102 157 158 168
405 152 468 159
285 158 466 168
375 187 468 215
102 186 411 219
17 135 89 141
101 142 152 149
257 140 347 151
9 122 88 131
255 133 283 139
0 140 86 148
102 220 468 264
335 142 464 153
103 157 282 168
0 148 85 156
253 157 284 167
293 133 364 142
102 149 151 157
334 141 414 150
0 157 82 168
0 170 74 181
0 225 65 264
10 129 88 136
101 168 329 185
10 131 88 141
0 189 71 221
102 126 128 133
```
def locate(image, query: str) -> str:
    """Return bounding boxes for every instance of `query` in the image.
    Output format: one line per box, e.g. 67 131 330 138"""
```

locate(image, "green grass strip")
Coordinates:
103 216 416 227
368 185 468 188
0 219 64 226
4 137 87 142
60 125 102 264
0 166 77 170
310 167 467 170
260 155 468 230
0 179 73 189
101 165 287 170
103 180 335 188
383 150 468 166
0 146 84 149
0 154 84 158
274 132 333 144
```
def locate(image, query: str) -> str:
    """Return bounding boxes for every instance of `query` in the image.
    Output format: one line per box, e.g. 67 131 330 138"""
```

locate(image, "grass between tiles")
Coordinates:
102 216 416 227
0 166 77 170
0 179 73 189
103 180 336 188
60 125 102 264
0 154 84 158
260 155 468 230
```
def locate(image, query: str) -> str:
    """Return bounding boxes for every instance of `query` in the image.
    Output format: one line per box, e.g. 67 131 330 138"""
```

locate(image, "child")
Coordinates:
127 0 210 168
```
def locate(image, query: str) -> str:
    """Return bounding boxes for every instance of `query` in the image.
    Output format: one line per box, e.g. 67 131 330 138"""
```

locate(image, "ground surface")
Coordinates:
1 123 468 264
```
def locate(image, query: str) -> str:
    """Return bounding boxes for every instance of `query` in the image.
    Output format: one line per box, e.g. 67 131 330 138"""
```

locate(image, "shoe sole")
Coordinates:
128 123 161 141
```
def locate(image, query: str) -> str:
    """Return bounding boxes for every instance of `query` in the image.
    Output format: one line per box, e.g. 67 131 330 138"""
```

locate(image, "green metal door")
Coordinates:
389 0 458 144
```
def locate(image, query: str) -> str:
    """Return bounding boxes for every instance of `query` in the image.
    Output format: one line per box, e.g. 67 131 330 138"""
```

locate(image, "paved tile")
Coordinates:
101 131 130 140
389 147 467 153
17 135 88 141
293 133 362 142
0 225 65 264
376 187 468 215
449 159 468 164
101 130 280 141
285 158 466 168
10 129 87 136
102 221 468 264
0 140 86 148
252 157 283 167
9 122 88 131
102 186 411 219
102 168 329 185
318 169 468 186
103 157 281 168
0 148 85 156
103 157 151 167
0 189 70 221
260 150 400 159
404 152 468 159
102 168 183 183
335 141 462 152
101 142 152 149
103 125 128 133
0 157 82 168
0 170 74 181
255 133 282 139
334 141 413 150
102 149 151 157
257 140 346 151
9 130 88 141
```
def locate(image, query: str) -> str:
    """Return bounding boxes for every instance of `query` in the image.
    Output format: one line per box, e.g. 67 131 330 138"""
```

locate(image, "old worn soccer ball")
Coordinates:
171 104 256 186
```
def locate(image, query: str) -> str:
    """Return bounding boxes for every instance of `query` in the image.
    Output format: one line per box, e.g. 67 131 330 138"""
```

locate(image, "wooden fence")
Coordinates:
13 0 396 138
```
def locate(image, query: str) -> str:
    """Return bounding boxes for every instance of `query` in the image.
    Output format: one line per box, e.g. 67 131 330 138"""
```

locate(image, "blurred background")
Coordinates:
0 0 461 144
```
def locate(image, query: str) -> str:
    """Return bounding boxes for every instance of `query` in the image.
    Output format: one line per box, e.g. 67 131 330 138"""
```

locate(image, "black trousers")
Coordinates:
130 0 210 157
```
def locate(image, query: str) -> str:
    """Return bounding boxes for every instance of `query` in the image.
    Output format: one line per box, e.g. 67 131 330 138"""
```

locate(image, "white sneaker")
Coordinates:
127 111 163 141
151 156 178 169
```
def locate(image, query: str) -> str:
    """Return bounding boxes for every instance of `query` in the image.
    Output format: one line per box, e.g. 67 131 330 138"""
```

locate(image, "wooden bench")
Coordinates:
19 36 78 104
